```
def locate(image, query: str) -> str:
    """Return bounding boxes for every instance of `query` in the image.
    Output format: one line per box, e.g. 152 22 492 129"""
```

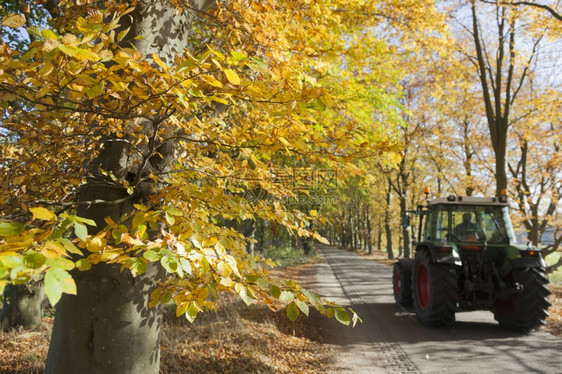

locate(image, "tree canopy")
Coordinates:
0 1 560 370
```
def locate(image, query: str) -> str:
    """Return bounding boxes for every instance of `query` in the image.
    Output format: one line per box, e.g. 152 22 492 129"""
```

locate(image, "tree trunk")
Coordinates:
0 282 44 331
399 193 411 258
493 128 509 196
385 184 394 259
45 263 164 374
45 1 215 373
365 204 373 254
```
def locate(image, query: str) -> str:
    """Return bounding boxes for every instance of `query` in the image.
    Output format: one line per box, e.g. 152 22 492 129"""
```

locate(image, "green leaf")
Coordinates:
0 222 26 236
41 29 58 40
74 216 97 226
127 257 147 276
256 277 269 288
296 299 309 317
0 262 7 279
176 59 197 73
58 44 78 57
1 255 22 269
160 291 173 304
44 267 76 306
23 252 47 268
335 308 350 326
269 284 281 299
239 287 253 306
287 301 300 322
74 221 88 240
165 211 176 225
161 255 178 273
279 290 294 302
76 258 91 271
143 250 162 262
186 302 198 323
46 257 75 271
230 51 247 61
166 208 183 216
58 238 83 255
180 258 192 275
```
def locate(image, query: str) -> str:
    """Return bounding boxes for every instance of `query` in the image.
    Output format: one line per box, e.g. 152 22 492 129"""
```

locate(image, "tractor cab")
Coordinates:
420 196 516 253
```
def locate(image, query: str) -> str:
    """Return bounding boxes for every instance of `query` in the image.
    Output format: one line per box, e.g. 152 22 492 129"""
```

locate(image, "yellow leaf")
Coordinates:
217 261 232 278
41 29 58 40
152 54 168 71
224 69 241 85
2 14 26 29
30 207 56 221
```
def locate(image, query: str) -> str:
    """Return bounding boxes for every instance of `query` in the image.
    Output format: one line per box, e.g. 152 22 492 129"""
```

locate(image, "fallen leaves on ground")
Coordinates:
0 318 52 373
0 262 334 374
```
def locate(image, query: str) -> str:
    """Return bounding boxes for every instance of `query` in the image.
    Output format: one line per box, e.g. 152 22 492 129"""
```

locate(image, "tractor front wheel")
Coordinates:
393 261 413 307
494 267 551 332
412 249 458 326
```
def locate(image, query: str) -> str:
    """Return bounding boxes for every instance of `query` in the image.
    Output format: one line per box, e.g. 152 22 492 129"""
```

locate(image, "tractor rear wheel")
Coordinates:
412 249 458 326
494 267 551 332
393 261 413 307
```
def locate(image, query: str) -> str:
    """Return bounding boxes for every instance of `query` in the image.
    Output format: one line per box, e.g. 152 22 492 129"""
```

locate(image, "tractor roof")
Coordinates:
428 195 509 207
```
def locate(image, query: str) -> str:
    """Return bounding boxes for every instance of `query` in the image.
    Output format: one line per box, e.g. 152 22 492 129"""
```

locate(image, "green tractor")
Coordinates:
393 191 551 332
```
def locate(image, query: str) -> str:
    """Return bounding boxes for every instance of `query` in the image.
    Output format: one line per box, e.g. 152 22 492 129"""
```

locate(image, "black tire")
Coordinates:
412 249 458 326
393 261 413 307
494 267 551 332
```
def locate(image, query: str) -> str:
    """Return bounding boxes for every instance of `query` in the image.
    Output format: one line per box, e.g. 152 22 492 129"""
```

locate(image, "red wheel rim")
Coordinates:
394 271 401 296
416 262 429 310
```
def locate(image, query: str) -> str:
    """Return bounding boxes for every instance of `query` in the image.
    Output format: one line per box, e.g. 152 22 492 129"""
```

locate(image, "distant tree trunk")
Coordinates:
244 220 257 256
365 204 373 254
45 1 215 373
399 194 411 258
0 282 44 331
385 182 394 259
377 219 382 250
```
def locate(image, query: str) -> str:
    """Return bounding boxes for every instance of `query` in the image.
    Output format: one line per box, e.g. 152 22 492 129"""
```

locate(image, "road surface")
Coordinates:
301 245 562 374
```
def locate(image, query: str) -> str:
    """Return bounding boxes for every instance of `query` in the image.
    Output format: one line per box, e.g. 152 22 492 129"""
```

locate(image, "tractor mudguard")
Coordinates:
397 258 414 273
422 243 462 266
511 256 546 270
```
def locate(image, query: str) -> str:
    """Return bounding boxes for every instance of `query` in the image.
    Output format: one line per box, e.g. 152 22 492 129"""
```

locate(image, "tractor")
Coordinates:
393 189 551 332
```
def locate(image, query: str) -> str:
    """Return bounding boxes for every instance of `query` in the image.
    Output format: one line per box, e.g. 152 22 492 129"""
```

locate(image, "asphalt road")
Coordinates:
302 245 562 374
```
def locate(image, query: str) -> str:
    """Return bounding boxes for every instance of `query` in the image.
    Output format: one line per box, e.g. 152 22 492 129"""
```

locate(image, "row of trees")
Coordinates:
0 0 559 372
319 0 560 270
0 0 453 372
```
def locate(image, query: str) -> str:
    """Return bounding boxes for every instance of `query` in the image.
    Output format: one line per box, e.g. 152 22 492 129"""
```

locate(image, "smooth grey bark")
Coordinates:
45 1 215 373
0 282 44 331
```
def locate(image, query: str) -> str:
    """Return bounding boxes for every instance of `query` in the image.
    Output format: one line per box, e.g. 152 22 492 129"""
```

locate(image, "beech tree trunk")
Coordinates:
0 282 44 331
45 1 215 373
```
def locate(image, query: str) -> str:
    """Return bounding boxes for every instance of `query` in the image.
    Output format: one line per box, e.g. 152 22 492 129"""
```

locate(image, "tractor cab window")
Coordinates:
425 206 449 242
450 205 515 244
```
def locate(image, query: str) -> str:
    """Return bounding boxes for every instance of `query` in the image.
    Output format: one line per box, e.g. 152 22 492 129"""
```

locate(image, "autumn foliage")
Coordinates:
0 0 450 325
